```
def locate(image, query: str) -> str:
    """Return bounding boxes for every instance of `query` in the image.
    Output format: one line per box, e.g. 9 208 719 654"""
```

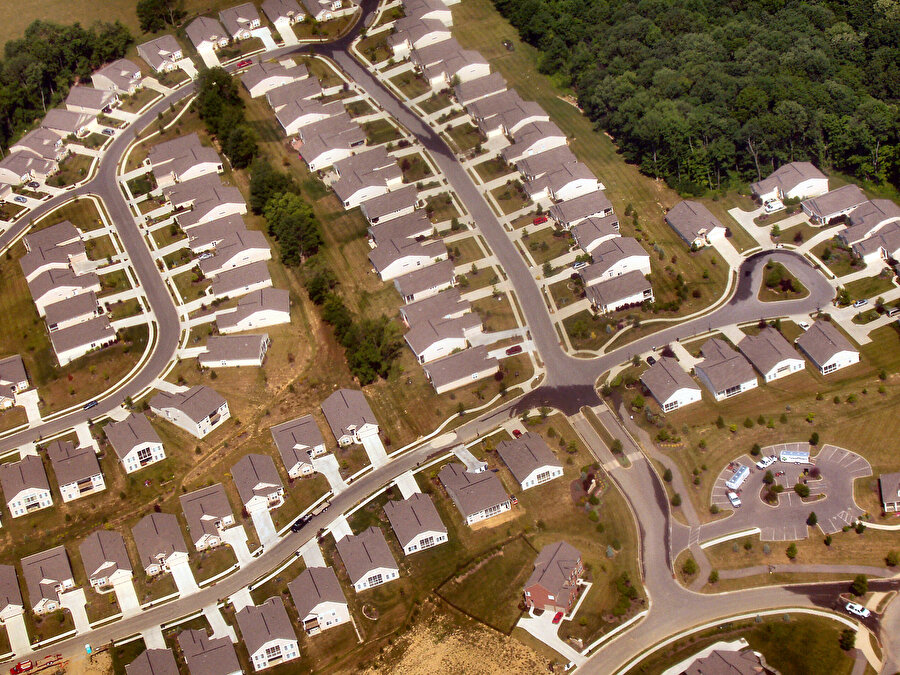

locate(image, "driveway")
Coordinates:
59 589 90 633
169 560 199 596
17 390 41 425
202 604 237 642
249 507 278 548
328 515 353 541
312 454 348 494
5 612 30 655
393 471 420 499
112 578 141 617
299 539 326 568
516 611 586 666
251 27 278 51
276 24 298 45
198 50 220 68
221 526 253 565
361 435 389 468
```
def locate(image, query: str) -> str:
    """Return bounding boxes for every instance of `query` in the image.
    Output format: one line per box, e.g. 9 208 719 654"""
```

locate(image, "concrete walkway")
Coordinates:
312 455 348 495
299 539 326 568
198 50 220 69
516 611 586 666
203 604 237 642
275 24 298 45
59 589 90 633
393 471 420 499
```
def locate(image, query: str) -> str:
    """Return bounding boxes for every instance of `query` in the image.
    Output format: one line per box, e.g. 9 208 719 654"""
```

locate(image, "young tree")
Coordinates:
806 512 817 526
786 543 798 559
851 574 868 597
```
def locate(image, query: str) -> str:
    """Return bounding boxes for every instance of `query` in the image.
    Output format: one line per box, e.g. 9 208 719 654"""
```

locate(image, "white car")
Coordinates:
764 199 785 213
756 456 776 470
727 491 742 508
846 602 870 618
853 299 868 308
798 321 810 331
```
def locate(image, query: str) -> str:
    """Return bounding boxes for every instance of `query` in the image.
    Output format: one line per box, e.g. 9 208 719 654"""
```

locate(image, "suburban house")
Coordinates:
271 415 327 478
219 3 261 40
20 220 86 283
262 0 306 29
667 643 774 675
65 86 118 116
368 236 448 281
853 222 900 265
839 199 900 246
180 483 236 551
28 269 101 317
580 237 650 284
177 629 243 675
404 0 454 24
334 526 400 592
404 312 482 364
410 39 490 90
44 292 103 332
0 565 24 624
438 462 511 525
526 160 599 203
694 338 759 401
393 259 456 303
0 455 53 518
321 388 379 446
384 493 448 554
585 270 654 314
41 108 93 138
301 0 348 22
801 184 868 226
750 161 829 203
399 287 469 327
198 334 270 368
79 530 132 590
297 114 367 171
332 147 403 208
795 320 860 375
22 218 82 255
497 433 563 490
572 215 620 255
288 566 350 635
91 59 143 95
10 127 70 164
523 541 583 614
49 316 118 366
126 649 179 675
132 513 189 576
468 90 534 138
516 145 577 182
640 357 702 413
236 597 300 671
185 17 230 53
21 546 75 614
454 72 506 106
198 229 271 277
880 473 900 513
149 385 231 439
174 183 247 230
501 121 568 163
265 78 324 112
216 287 290 334
187 213 248 254
148 133 223 188
665 200 727 248
423 345 499 394
0 355 30 410
360 184 419 224
275 98 344 136
211 260 273 299
242 59 309 98
46 440 106 502
137 35 184 72
368 209 434 246
105 412 166 474
738 327 805 382
232 453 285 513
548 190 614 229
388 16 451 59
0 151 57 185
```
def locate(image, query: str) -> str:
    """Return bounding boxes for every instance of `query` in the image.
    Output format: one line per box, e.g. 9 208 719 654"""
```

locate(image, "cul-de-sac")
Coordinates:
0 0 897 673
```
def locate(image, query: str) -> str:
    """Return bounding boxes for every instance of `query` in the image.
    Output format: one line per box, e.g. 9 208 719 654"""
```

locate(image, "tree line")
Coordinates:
0 20 132 151
492 0 899 193
195 67 258 170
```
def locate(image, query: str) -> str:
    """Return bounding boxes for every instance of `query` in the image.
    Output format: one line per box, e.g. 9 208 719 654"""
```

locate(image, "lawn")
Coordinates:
39 197 107 231
106 298 144 320
474 156 514 184
419 92 454 115
522 227 573 267
389 71 432 100
399 152 433 183
549 277 584 310
363 118 403 145
99 269 132 296
357 33 390 64
425 192 460 223
758 262 808 302
110 638 146 675
700 194 759 252
85 234 118 261
0 203 26 221
190 544 238 584
126 174 154 197
563 310 619 352
346 98 375 118
119 87 161 114
171 268 210 302
447 236 485 266
842 273 896 303
0 406 27 433
444 122 484 154
457 266 500 293
813 239 862 278
472 293 520 332
491 181 530 215
47 153 94 187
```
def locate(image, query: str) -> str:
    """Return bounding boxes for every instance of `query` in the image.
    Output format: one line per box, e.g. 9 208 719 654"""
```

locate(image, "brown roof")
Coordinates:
177 629 242 675
393 259 455 298
0 454 50 498
524 540 581 599
0 565 22 614
150 385 227 424
180 484 233 543
496 432 562 485
384 493 446 548
751 161 826 196
232 454 283 506
795 320 858 366
271 415 324 467
695 338 757 392
126 649 179 675
288 566 347 618
548 191 612 225
422 345 499 390
131 513 188 569
79 530 132 581
802 184 867 219
321 389 378 441
738 327 802 376
46 439 102 486
235 597 296 655
665 200 725 242
21 546 73 607
639 357 698 403
335 526 398 584
438 462 508 518
105 413 163 459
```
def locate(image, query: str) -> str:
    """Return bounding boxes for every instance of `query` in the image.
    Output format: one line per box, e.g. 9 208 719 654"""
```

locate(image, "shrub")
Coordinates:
850 574 868 596
807 512 817 526
682 557 698 576
663 468 673 482
839 629 856 651
794 483 810 498
671 493 682 507
708 570 719 584
743 417 754 429
824 535 832 546
786 543 797 559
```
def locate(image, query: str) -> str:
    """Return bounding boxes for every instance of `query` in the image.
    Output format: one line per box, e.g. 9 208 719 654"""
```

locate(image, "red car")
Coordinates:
552 612 564 624
10 661 33 675
533 215 548 225
236 59 253 68
512 429 522 438
505 344 523 355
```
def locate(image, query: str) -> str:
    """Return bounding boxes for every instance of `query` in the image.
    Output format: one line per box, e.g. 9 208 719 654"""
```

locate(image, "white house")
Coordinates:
178 629 242 675
217 287 290 334
185 16 230 53
368 237 448 282
332 147 402 209
572 215 620 255
21 547 75 614
236 597 300 672
132 513 189 576
738 327 805 382
404 313 482 364
0 565 24 623
198 230 272 277
384 493 448 555
750 161 828 203
585 271 654 314
271 415 327 478
232 454 285 513
28 269 101 317
795 320 860 375
262 0 306 30
422 345 499 394
501 121 568 164
335 527 400 592
580 237 650 284
242 60 308 98
0 355 30 410
79 530 132 589
137 35 184 73
180 484 236 551
321 389 379 446
665 200 727 248
387 16 451 59
640 357 702 413
91 59 143 96
198 334 270 369
149 386 230 439
497 433 563 490
0 455 52 518
438 463 511 525
288 567 350 635
49 316 118 366
802 185 868 226
219 3 261 41
105 413 166 474
47 440 105 503
694 339 759 401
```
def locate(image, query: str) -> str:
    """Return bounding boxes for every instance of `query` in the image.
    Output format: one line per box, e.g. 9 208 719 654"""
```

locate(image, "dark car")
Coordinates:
26 181 39 189
505 344 523 356
291 515 311 532
83 400 99 410
646 356 656 366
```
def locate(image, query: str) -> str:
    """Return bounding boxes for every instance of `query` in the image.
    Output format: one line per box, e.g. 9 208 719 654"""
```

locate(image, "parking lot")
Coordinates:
703 443 872 543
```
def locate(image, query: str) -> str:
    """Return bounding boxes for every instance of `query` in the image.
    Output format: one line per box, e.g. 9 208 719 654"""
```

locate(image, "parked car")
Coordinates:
756 456 776 470
533 215 548 225
727 491 742 508
846 602 870 618
646 355 656 366
291 515 311 532
572 261 588 271
509 494 519 506
552 611 564 624
198 252 214 260
888 307 900 317
83 400 99 410
764 199 785 213
26 181 39 189
505 344 523 356
236 59 253 68
102 128 114 136
13 196 27 204
512 429 523 439
798 321 810 331
853 299 868 308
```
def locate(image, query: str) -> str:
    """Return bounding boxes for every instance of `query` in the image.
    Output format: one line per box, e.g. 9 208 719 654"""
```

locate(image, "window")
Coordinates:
420 536 434 549
264 645 282 661
663 401 678 412
367 573 383 586
137 446 154 466
535 470 553 484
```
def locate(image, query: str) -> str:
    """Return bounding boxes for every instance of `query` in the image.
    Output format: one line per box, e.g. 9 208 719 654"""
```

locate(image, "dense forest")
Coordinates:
492 0 899 193
0 20 132 150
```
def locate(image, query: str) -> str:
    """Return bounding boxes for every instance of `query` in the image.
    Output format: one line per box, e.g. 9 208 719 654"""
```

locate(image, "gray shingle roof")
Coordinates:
65 86 115 112
0 355 28 393
665 200 724 243
21 546 72 607
360 185 419 222
368 209 433 245
404 313 481 354
199 334 268 365
438 462 508 518
368 237 446 274
423 345 498 390
79 530 132 581
180 484 233 543
524 540 581 599
242 59 308 94
0 565 22 614
548 190 612 225
639 357 698 403
236 597 296 655
105 413 162 460
232 454 283 506
738 327 801 376
262 0 304 23
335 526 398 584
516 145 579 179
454 72 506 106
802 184 867 219
219 3 260 36
750 161 826 197
583 237 647 279
126 649 179 675
150 386 227 424
49 315 116 355
795 320 857 366
186 16 227 49
321 389 377 441
216 287 289 333
585 270 651 308
44 291 100 328
137 35 183 71
46 440 101 486
0 454 50 498
177 629 242 675
132 513 187 569
384 493 446 548
393 259 455 298
496 433 561 485
695 338 757 392
400 288 467 326
288 566 347 618
332 147 401 203
271 415 324 468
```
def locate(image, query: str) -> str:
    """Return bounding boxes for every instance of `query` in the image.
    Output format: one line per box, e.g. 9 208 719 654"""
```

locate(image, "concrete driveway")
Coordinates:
112 579 141 617
313 455 348 494
169 560 199 596
702 443 871 545
5 612 31 655
249 508 278 548
516 610 585 666
361 435 389 468
393 471 420 499
221 526 253 565
299 539 326 568
59 589 90 633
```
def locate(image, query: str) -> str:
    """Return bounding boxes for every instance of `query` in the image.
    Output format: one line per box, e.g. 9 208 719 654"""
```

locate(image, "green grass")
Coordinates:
549 277 583 309
99 268 132 296
447 236 485 266
47 153 93 187
85 234 118 261
357 34 390 64
491 181 529 215
444 122 484 154
118 87 161 114
813 239 862 278
389 71 431 99
474 156 514 183
39 197 106 231
419 92 454 115
472 293 520 332
0 203 26 220
172 269 210 302
399 153 433 183
107 298 144 320
758 262 808 302
363 118 403 145
522 227 573 267
346 98 375 118
425 192 460 223
843 273 896 302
